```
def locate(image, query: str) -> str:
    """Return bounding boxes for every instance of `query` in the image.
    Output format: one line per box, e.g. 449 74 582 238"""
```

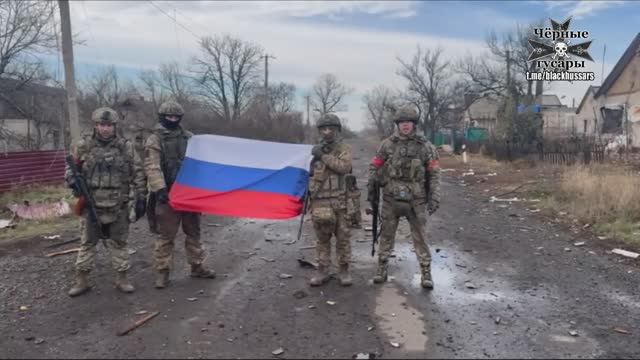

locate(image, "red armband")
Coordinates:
371 156 384 168
427 160 440 171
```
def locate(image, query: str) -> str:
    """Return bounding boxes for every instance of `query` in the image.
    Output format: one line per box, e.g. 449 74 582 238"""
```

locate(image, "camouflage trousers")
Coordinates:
311 206 352 268
377 196 431 269
153 203 205 272
75 210 130 273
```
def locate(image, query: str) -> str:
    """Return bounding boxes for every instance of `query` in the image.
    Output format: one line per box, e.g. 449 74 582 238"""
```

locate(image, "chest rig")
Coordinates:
383 136 428 201
81 136 131 209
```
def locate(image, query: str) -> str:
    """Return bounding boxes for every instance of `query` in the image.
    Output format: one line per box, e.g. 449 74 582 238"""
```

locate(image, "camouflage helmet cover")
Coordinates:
393 105 419 124
91 107 120 124
316 113 342 130
158 100 185 116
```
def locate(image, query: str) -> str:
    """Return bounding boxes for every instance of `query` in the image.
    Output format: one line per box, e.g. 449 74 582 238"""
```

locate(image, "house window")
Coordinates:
583 119 587 133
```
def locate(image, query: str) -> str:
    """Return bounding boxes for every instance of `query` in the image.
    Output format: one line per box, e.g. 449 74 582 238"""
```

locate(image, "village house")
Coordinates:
575 32 640 146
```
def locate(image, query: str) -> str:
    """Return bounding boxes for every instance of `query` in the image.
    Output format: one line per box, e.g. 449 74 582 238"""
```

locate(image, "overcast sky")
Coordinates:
57 0 640 130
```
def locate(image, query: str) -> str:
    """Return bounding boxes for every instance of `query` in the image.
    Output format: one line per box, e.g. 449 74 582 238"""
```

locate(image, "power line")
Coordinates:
160 1 210 36
147 0 200 40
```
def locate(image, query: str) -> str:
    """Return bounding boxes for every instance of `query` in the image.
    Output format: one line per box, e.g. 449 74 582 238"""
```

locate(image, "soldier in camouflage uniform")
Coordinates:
308 114 356 287
367 106 441 289
65 107 147 297
144 100 215 289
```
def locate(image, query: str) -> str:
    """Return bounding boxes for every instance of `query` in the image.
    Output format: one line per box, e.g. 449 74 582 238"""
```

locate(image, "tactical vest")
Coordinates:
81 136 131 210
382 136 428 201
157 127 190 188
308 141 349 206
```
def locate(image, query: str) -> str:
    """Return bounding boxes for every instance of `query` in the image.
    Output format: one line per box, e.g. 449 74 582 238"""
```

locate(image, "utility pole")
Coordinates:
262 54 276 91
58 0 81 147
304 95 311 143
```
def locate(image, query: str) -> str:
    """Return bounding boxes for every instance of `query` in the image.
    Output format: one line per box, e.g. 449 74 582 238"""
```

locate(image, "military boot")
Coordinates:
309 266 330 286
68 271 91 297
421 264 434 289
154 270 170 289
372 261 388 284
115 271 135 293
338 264 353 286
190 264 216 279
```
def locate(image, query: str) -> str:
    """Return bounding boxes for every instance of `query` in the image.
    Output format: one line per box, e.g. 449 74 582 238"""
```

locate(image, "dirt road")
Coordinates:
2 137 640 359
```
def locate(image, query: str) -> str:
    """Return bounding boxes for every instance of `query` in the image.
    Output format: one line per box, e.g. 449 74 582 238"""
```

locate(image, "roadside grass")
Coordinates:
0 185 78 244
537 164 640 246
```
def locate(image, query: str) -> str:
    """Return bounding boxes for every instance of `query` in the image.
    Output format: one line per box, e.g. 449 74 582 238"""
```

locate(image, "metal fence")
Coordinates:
0 150 66 192
485 140 606 165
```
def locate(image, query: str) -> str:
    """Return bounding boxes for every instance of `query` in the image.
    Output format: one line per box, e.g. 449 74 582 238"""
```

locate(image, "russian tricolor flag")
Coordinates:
169 134 313 219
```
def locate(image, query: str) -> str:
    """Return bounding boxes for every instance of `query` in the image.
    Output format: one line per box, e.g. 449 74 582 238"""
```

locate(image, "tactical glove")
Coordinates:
135 196 147 220
68 180 82 198
156 188 169 204
311 145 324 159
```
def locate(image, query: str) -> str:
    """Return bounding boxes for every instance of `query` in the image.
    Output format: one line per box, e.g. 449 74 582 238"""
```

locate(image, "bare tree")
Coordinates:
192 34 263 124
397 46 457 139
362 84 397 136
138 69 165 111
267 82 296 114
158 62 193 105
0 0 57 83
456 21 547 100
311 73 353 114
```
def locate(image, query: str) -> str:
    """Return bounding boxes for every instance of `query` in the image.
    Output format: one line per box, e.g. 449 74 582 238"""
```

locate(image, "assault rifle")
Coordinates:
65 154 106 239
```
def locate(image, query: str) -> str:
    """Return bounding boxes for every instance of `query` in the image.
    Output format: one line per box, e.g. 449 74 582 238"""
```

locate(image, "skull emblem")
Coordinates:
554 42 569 59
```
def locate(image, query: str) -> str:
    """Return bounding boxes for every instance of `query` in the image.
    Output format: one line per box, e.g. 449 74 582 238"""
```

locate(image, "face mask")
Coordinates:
160 115 181 129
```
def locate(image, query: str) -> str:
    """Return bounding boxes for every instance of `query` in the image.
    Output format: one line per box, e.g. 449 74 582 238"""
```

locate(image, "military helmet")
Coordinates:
316 113 342 130
91 107 120 124
393 105 419 124
158 100 185 116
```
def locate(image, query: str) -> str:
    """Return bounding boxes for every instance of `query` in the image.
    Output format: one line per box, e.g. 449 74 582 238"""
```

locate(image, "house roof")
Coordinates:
575 85 601 114
0 77 66 98
595 33 640 98
466 96 500 120
534 94 563 107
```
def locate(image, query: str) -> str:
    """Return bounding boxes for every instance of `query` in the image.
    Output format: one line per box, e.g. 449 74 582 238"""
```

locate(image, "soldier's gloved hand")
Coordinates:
68 180 82 198
156 188 169 204
311 145 324 159
135 195 147 220
427 200 440 215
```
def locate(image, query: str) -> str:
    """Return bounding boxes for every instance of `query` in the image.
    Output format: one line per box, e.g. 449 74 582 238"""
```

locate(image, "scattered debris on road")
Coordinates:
44 237 80 249
367 326 374 332
464 282 477 289
297 258 318 269
569 330 578 337
489 196 521 203
292 290 308 299
279 273 293 279
272 347 284 356
19 305 28 311
299 245 316 250
612 327 630 335
0 218 14 229
354 353 372 359
574 242 586 247
45 247 80 258
135 310 148 315
34 338 45 345
187 297 198 302
495 317 501 324
326 301 336 306
260 257 276 263
117 311 159 336
390 341 400 348
43 235 61 240
611 248 640 259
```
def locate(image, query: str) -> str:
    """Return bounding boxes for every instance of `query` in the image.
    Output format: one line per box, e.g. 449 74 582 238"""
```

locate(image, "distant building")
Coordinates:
0 78 67 152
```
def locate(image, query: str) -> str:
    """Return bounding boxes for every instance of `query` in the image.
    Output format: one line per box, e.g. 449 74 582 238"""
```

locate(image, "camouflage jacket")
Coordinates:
65 133 147 213
308 139 353 209
368 131 441 204
144 123 193 192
